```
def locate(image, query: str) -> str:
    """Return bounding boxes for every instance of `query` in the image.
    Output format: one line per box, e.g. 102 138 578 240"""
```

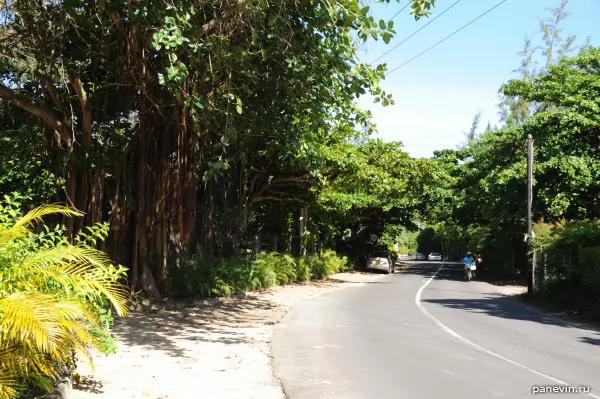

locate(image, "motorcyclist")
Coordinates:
474 251 483 271
463 252 475 278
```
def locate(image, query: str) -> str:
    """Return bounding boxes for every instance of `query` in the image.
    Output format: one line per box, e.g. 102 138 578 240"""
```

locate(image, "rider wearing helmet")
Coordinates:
463 252 475 278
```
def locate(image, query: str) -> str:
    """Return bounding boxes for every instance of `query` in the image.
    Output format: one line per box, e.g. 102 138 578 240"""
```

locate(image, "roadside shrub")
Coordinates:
168 256 275 297
533 219 600 317
294 257 312 283
320 249 351 275
256 252 297 285
0 194 129 399
305 255 326 280
167 249 352 298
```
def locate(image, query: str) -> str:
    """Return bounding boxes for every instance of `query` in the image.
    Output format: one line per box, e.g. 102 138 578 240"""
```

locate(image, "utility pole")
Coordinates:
299 207 307 257
526 134 534 295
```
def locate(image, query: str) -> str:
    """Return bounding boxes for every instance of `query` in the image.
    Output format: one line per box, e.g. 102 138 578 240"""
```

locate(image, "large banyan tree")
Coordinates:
0 0 435 297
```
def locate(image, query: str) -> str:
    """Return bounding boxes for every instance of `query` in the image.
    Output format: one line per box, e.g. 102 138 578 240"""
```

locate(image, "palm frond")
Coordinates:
0 226 28 248
0 205 82 248
6 244 130 316
0 376 20 399
47 264 129 317
19 244 112 271
0 345 22 399
0 293 93 360
12 204 83 230
0 343 62 398
0 202 129 395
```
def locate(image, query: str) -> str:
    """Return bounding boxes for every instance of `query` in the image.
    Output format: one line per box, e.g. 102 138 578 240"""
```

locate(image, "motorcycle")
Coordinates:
464 261 476 282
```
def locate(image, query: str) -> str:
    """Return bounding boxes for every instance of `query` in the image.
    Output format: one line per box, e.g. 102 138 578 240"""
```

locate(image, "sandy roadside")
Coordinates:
491 284 528 296
73 271 387 399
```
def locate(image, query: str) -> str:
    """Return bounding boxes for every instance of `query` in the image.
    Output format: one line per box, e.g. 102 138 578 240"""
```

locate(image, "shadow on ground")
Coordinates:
108 274 387 361
421 295 600 345
398 262 526 287
112 295 285 360
74 376 104 394
579 335 600 346
398 262 466 282
326 278 391 284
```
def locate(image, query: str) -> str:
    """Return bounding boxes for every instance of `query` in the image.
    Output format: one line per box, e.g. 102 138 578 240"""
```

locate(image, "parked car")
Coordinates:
415 252 426 261
428 252 442 261
366 251 395 274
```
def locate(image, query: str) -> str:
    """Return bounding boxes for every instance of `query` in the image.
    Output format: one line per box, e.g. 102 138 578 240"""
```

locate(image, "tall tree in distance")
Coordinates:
498 37 538 125
539 0 577 68
465 109 482 143
497 0 590 126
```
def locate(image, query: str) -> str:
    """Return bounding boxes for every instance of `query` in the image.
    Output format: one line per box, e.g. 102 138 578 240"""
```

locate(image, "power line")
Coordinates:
385 0 509 76
372 135 553 150
388 1 411 21
357 1 411 50
373 0 462 64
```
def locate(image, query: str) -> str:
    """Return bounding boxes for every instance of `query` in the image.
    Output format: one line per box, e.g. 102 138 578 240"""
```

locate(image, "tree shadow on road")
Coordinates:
579 335 600 346
397 263 466 282
421 295 600 344
326 277 391 284
398 262 527 289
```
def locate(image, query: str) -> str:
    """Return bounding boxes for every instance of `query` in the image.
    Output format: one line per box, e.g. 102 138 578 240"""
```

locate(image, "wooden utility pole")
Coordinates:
526 134 534 295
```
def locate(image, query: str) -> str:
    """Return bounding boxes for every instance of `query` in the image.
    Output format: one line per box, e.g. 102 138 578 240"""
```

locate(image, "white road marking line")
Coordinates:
415 264 600 399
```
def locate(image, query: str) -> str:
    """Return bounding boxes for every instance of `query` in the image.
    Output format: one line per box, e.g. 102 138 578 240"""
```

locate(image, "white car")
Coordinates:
428 252 442 261
366 251 395 274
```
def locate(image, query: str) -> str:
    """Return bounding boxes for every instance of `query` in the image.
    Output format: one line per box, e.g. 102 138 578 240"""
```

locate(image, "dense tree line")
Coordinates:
413 0 599 316
0 0 441 300
1 0 597 300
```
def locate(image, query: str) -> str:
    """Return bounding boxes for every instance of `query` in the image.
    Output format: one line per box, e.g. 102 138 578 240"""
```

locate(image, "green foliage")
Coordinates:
415 43 600 280
167 250 351 298
309 250 352 279
533 219 600 316
0 107 58 205
380 225 417 254
261 253 298 285
501 47 600 220
168 256 276 298
0 195 129 399
312 138 448 248
0 0 443 291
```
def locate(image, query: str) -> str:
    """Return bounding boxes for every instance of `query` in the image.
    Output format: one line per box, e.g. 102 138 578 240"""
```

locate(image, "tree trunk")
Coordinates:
253 234 260 255
139 231 161 300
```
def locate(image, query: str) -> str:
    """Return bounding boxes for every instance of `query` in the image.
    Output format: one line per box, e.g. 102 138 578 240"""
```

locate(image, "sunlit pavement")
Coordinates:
272 262 600 399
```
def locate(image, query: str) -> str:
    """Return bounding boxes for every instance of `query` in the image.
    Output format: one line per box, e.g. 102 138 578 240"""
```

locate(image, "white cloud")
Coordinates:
356 80 503 158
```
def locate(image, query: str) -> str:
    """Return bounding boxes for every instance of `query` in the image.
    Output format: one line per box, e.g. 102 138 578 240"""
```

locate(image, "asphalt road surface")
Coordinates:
271 262 600 399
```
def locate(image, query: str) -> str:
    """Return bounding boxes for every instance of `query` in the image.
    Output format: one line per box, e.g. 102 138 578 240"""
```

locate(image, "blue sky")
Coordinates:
356 0 600 158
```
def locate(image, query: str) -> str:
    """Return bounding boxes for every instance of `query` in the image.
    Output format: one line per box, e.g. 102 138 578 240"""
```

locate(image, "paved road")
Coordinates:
272 262 600 399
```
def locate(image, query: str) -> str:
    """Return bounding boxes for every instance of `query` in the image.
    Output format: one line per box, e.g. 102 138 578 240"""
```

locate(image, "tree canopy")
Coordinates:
0 0 445 297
